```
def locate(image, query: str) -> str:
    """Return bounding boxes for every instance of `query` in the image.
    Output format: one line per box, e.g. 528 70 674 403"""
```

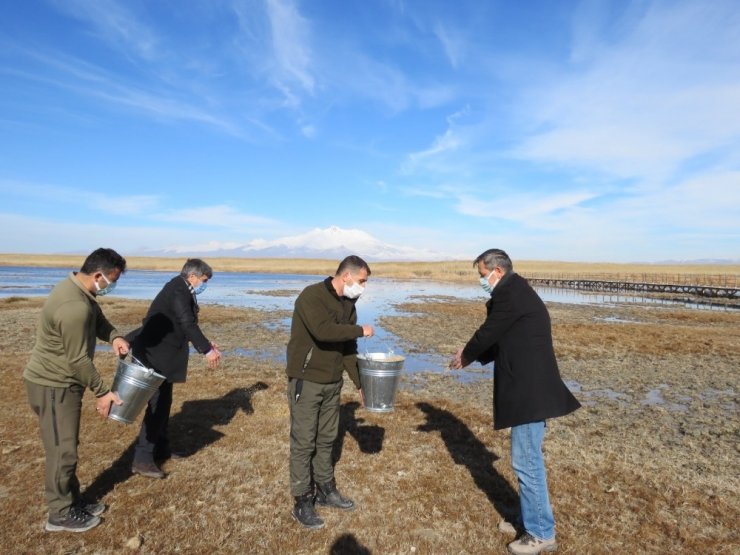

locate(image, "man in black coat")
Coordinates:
451 249 580 555
128 258 222 478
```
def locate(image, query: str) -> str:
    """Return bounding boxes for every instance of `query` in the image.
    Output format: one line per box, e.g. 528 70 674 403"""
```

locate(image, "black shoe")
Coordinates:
45 506 101 533
316 479 355 511
291 493 324 530
73 500 106 517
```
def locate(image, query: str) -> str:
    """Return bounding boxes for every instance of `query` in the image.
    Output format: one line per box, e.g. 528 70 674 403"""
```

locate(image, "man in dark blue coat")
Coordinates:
451 249 580 555
128 258 222 478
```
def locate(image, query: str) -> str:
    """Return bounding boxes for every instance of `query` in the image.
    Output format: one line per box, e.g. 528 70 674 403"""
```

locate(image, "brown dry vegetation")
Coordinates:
0 292 738 554
1 253 738 286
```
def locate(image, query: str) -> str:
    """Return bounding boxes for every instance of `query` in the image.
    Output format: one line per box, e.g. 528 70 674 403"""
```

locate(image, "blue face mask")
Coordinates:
194 281 208 295
95 273 117 296
479 271 499 294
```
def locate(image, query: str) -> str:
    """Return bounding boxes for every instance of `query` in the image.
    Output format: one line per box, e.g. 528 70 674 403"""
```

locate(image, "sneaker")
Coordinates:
74 500 106 517
507 533 558 554
131 461 165 479
291 493 324 530
315 479 355 511
45 506 101 533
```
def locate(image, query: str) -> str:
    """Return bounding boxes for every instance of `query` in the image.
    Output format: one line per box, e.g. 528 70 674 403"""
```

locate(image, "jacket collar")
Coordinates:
486 270 516 299
324 276 357 306
70 272 97 302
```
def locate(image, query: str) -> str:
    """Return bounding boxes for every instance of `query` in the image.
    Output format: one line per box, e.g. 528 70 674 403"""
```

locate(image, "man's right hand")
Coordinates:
361 325 375 337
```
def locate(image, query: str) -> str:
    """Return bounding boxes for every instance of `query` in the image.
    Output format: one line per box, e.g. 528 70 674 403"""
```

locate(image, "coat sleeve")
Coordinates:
57 301 109 397
94 303 120 343
462 290 518 363
171 287 212 354
295 290 363 343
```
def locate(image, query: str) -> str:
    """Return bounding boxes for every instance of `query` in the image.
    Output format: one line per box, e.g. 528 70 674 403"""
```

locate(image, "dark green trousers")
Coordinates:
288 378 342 497
25 380 84 517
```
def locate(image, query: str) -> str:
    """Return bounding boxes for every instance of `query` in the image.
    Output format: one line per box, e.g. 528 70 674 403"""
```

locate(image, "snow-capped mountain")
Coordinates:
154 226 451 261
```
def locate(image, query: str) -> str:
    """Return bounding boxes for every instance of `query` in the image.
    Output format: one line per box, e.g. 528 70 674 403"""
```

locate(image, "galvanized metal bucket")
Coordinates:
358 353 405 413
108 357 166 424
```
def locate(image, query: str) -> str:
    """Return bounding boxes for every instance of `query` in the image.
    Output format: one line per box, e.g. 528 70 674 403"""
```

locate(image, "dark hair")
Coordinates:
80 248 127 275
474 248 513 273
180 258 213 279
336 255 371 277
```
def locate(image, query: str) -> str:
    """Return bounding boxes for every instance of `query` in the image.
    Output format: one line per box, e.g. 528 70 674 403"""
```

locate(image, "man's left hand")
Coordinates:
449 347 469 370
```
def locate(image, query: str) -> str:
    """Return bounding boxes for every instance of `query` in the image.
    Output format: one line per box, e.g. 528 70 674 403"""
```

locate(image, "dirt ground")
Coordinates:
0 294 737 554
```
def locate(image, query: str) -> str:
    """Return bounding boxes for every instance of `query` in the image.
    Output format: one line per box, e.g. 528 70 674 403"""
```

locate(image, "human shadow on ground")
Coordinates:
330 533 372 554
84 382 269 502
416 402 519 522
332 401 385 464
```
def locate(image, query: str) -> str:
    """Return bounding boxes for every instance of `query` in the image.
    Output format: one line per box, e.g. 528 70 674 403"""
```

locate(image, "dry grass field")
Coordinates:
0 270 738 553
1 253 738 286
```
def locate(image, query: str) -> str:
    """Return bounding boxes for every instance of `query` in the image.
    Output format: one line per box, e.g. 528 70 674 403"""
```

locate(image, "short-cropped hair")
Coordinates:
180 258 213 279
474 249 513 274
80 248 127 275
336 255 371 277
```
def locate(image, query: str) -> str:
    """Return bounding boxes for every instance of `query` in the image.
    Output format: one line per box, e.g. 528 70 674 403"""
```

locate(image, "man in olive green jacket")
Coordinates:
286 255 374 530
24 248 129 533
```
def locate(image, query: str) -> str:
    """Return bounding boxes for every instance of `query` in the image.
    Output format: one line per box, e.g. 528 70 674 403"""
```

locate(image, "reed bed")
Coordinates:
1 253 737 286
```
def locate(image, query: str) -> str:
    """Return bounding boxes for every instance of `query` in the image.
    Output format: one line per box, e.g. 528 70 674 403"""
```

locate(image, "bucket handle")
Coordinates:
120 352 156 376
362 337 394 360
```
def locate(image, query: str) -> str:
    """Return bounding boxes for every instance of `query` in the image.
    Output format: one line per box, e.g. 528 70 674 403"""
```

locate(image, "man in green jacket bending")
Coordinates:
286 255 374 529
24 248 129 533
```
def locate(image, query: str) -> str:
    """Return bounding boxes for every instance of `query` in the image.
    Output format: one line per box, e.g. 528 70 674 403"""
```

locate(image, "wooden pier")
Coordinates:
525 278 739 299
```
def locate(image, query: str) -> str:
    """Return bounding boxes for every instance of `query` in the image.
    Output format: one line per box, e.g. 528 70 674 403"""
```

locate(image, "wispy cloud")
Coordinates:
157 205 281 230
265 0 315 94
455 191 598 223
233 0 316 110
49 0 159 61
432 22 466 69
6 46 247 136
0 179 160 216
513 0 740 183
403 106 471 172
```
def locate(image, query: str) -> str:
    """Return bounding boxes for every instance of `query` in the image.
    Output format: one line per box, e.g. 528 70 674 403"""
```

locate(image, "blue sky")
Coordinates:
1 0 738 262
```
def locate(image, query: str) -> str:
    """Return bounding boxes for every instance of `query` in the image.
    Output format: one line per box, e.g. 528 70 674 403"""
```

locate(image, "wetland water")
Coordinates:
0 265 727 385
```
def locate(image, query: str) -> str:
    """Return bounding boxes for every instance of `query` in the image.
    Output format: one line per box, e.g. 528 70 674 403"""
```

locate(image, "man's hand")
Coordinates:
449 347 469 370
359 388 365 408
112 337 129 357
205 347 222 368
361 325 374 337
96 391 122 418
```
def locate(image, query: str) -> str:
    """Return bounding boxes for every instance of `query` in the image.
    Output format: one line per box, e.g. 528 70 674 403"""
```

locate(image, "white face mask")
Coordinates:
343 277 365 299
95 273 117 296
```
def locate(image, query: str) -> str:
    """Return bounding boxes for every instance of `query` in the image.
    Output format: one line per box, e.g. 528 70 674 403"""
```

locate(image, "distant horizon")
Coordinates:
1 251 738 268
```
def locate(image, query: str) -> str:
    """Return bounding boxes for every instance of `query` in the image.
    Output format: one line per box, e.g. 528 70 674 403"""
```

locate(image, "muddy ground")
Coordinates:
0 294 737 554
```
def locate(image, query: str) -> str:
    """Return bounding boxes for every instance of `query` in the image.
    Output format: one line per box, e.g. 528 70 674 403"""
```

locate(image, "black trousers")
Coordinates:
133 380 174 464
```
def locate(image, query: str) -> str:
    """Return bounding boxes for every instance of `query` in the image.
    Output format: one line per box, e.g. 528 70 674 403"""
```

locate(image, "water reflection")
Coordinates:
2 265 733 388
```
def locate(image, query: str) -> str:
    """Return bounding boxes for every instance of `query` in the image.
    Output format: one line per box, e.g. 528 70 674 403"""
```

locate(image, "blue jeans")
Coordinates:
511 421 555 541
